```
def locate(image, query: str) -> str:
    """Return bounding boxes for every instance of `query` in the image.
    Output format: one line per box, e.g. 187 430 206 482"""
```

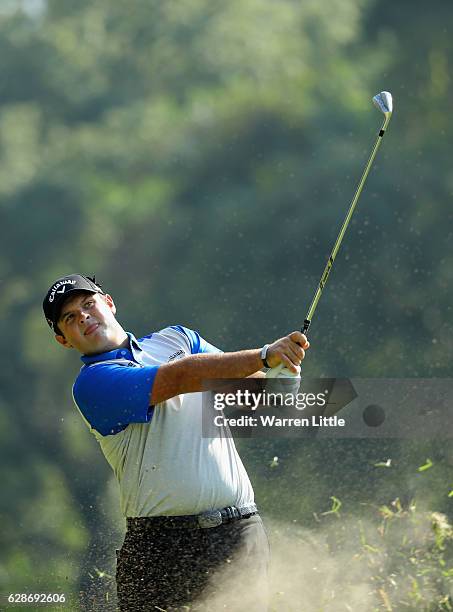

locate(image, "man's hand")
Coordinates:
266 331 310 374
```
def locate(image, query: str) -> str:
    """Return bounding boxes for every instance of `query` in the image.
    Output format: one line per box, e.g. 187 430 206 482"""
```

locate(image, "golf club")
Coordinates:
267 91 393 378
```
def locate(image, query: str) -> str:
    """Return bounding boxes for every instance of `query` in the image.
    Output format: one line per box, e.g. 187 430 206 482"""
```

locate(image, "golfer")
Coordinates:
43 273 309 611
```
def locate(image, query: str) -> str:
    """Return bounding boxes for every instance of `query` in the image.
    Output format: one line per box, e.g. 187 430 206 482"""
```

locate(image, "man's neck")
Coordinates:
84 329 129 356
106 330 130 352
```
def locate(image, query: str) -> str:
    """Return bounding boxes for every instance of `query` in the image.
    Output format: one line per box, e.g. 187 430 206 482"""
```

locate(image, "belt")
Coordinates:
127 503 258 530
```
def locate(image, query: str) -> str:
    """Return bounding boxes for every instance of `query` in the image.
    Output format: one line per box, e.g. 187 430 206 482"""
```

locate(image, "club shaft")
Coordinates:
302 113 392 334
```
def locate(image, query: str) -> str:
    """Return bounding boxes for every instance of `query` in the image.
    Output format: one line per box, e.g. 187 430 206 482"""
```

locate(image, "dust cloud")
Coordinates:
196 510 452 611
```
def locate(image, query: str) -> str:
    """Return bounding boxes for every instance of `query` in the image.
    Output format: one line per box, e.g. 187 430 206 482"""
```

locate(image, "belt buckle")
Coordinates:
198 510 222 529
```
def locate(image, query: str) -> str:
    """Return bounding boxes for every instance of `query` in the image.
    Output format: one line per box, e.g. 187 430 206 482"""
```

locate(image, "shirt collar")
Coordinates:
81 332 144 365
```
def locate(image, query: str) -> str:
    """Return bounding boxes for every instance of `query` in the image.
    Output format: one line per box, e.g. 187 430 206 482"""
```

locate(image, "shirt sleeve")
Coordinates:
73 362 158 436
170 325 223 354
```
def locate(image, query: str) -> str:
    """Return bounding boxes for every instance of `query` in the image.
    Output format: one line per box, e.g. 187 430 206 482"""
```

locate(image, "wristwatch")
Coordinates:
260 344 270 368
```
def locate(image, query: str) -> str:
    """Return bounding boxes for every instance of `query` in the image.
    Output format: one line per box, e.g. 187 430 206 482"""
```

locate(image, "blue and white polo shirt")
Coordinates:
72 325 254 518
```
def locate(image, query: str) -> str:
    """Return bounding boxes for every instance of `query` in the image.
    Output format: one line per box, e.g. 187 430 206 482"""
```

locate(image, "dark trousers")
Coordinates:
115 514 269 611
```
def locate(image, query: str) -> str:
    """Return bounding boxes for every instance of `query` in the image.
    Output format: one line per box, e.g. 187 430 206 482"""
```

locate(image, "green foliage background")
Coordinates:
1 0 452 609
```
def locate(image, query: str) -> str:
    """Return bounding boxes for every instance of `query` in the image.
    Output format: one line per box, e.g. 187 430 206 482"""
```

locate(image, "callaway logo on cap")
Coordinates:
43 274 104 331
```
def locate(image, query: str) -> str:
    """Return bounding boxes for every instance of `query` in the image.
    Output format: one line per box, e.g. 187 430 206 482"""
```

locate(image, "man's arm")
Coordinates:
150 331 309 405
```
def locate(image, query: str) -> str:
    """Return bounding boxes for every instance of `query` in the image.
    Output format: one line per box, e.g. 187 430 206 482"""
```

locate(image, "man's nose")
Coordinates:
78 310 91 324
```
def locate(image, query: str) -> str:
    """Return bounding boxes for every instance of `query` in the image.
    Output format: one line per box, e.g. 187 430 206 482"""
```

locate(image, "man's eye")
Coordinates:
85 301 94 308
66 314 74 323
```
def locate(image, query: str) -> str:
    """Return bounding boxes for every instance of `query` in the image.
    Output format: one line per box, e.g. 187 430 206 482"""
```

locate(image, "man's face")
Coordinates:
55 292 122 355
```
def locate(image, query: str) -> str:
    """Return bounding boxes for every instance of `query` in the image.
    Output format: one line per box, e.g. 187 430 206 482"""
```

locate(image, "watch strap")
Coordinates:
260 344 271 368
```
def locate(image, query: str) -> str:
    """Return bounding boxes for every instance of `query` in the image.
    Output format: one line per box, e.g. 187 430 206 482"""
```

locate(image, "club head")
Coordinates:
373 91 393 115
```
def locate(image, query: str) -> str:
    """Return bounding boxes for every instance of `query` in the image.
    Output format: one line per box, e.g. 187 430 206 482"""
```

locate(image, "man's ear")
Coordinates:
103 293 116 315
55 334 73 349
